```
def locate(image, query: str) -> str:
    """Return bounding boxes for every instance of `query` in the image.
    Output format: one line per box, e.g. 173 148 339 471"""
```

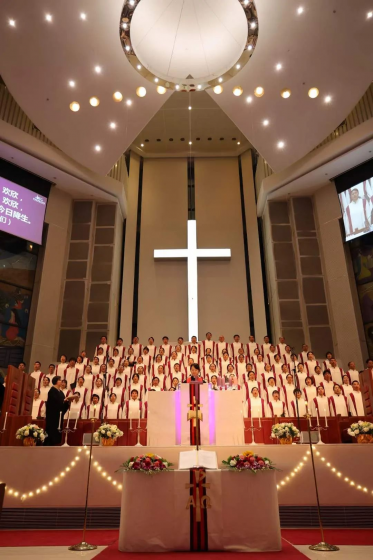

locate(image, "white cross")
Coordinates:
154 220 231 340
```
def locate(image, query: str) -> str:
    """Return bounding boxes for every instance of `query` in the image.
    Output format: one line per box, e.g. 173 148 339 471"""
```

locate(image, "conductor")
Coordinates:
45 375 74 446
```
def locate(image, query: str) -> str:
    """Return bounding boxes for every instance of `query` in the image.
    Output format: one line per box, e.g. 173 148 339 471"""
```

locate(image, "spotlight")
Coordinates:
157 86 166 94
141 143 144 147
126 99 132 106
69 102 80 112
325 95 332 103
189 141 192 145
281 88 291 99
154 78 159 83
308 87 319 98
233 86 243 96
276 63 282 70
137 64 142 70
213 85 223 94
247 45 253 51
250 21 256 29
69 80 76 88
136 86 146 97
236 64 241 69
188 106 192 110
113 91 123 102
45 14 53 22
94 145 102 152
277 140 285 149
237 141 241 145
263 119 269 126
80 13 87 21
297 7 304 14
89 97 100 107
254 86 264 97
9 19 16 27
94 66 102 74
368 11 373 18
175 85 180 90
246 96 253 103
218 77 223 83
125 45 130 52
122 23 128 29
197 85 202 90
109 122 117 129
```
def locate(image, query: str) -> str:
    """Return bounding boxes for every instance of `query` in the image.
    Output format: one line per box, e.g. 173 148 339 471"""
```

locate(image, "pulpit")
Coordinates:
360 368 373 415
0 366 32 446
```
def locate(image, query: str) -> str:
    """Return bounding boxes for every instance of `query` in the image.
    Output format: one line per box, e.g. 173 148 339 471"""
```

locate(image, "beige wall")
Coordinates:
137 158 188 342
195 158 251 339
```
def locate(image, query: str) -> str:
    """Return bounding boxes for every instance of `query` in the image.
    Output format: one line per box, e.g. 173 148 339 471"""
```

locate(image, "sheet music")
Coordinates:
178 450 218 470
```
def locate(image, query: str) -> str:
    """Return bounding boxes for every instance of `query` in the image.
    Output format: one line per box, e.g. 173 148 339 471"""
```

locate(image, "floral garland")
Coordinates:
16 424 47 443
117 453 173 475
348 420 373 437
222 450 276 472
270 422 300 440
94 423 123 441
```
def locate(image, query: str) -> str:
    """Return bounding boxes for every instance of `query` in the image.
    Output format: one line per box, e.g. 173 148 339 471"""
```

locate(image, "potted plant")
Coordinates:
270 422 300 444
117 453 173 474
348 421 373 443
222 450 276 472
16 424 47 446
94 423 123 446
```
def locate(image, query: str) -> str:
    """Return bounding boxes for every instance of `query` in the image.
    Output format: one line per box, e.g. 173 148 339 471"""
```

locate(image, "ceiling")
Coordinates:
0 0 372 176
131 91 252 157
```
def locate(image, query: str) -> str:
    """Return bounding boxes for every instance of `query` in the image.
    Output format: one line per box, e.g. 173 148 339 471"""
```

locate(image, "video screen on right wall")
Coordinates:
338 174 373 242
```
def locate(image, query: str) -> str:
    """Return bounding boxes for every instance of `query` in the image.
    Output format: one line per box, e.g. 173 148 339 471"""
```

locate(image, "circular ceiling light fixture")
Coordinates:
277 140 285 149
113 91 123 102
109 122 117 129
263 119 269 126
89 96 100 107
137 64 142 70
69 80 76 88
276 63 282 71
94 145 102 152
94 65 102 74
254 86 264 97
324 95 332 103
246 96 253 103
69 102 80 112
308 87 319 99
297 7 304 15
80 13 87 21
126 99 132 106
136 86 147 97
281 88 291 98
9 19 16 27
157 85 167 94
233 86 243 96
45 14 53 23
213 85 223 94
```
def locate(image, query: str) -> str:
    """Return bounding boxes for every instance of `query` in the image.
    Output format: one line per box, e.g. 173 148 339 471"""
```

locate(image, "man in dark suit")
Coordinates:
45 375 73 446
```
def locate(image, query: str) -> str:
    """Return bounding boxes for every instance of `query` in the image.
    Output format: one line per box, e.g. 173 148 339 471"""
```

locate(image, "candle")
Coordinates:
258 414 262 428
58 411 62 430
137 416 140 428
74 415 78 430
130 418 132 430
316 408 320 427
324 408 328 428
93 405 96 418
66 409 70 428
3 412 8 430
250 415 253 427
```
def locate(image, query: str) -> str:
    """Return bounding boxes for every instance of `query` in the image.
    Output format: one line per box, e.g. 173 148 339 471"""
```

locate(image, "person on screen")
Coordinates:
345 188 370 236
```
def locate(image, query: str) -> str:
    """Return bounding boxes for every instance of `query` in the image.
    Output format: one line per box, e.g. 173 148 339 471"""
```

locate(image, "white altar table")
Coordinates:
118 469 281 552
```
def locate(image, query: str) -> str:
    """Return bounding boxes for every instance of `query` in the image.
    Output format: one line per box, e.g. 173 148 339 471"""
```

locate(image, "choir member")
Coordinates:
97 347 107 365
277 337 287 358
61 379 68 397
261 336 271 358
202 355 215 375
123 389 142 419
216 335 229 359
290 388 307 417
160 336 172 358
272 354 283 378
321 369 335 397
45 376 73 446
348 381 365 416
347 361 360 383
148 377 162 391
69 392 86 420
112 377 126 406
112 338 125 360
323 351 334 370
226 364 236 382
39 376 51 401
235 354 247 382
106 358 117 389
170 377 180 390
261 363 274 387
247 335 258 358
171 362 184 384
235 347 247 362
83 365 95 391
32 389 45 419
56 356 68 377
96 335 109 357
304 352 319 375
341 374 353 397
95 364 107 388
296 363 308 390
206 363 219 384
282 345 293 365
278 364 290 388
173 344 184 362
282 374 296 412
312 386 329 418
121 359 133 379
76 356 85 375
202 332 215 356
45 364 56 383
112 348 121 369
246 387 267 418
75 376 89 405
210 375 220 390
328 358 344 385
184 357 195 378
227 372 240 390
126 346 136 366
174 337 186 355
92 377 105 405
80 350 90 366
91 357 101 375
251 347 261 363
128 373 145 400
303 376 317 402
253 354 266 376
245 370 262 398
30 361 44 390
289 353 300 375
188 336 200 354
231 334 243 359
147 337 157 358
86 394 102 419
131 336 142 358
268 390 287 417
329 384 349 416
65 358 79 389
135 365 148 391
299 344 309 364
104 393 121 420
18 361 27 374
141 346 152 369
266 345 277 365
187 345 200 364
312 365 324 387
185 363 205 383
265 377 282 403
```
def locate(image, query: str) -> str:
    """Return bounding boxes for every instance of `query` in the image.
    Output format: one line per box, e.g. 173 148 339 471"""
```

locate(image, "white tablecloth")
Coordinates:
118 469 281 552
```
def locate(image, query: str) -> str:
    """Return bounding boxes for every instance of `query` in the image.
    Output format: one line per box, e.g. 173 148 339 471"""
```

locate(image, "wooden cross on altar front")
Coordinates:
185 470 211 522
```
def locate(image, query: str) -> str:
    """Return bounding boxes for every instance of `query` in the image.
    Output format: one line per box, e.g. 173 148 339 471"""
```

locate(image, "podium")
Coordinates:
0 365 34 446
360 368 373 415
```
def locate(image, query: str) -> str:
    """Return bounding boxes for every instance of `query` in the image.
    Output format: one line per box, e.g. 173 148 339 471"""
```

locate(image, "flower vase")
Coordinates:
279 437 293 445
356 434 373 444
23 437 36 446
102 437 115 446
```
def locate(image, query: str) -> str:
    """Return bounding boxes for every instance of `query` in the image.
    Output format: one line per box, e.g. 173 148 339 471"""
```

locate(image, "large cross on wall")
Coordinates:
154 220 231 340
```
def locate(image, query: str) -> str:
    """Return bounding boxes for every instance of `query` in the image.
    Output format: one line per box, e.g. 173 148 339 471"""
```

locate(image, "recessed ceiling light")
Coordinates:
213 85 223 94
94 66 102 74
244 0 249 5
250 21 256 29
297 7 304 14
154 78 159 83
9 19 16 27
69 102 80 112
277 141 285 149
94 145 102 152
247 45 253 51
68 80 76 88
126 99 132 106
276 63 282 71
109 122 117 129
368 11 373 18
325 95 332 103
45 14 53 22
197 85 202 90
125 45 130 52
281 88 291 98
157 86 167 94
236 64 241 70
137 64 142 70
175 85 180 90
136 86 147 97
141 143 144 147
246 96 253 103
254 86 264 97
263 119 269 126
218 77 223 83
80 13 87 21
189 141 192 145
122 22 128 29
129 0 136 5
308 87 319 99
113 91 123 102
237 141 241 145
89 96 100 107
233 86 243 96
188 106 192 110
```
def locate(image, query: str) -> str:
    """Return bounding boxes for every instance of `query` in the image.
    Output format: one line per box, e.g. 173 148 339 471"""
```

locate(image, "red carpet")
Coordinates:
0 529 118 547
282 529 373 546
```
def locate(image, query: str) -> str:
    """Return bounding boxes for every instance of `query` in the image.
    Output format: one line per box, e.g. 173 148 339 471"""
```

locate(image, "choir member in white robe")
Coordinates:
201 332 215 356
104 393 121 420
82 365 95 391
111 348 122 369
219 352 232 374
246 387 267 418
304 352 319 376
141 347 152 370
341 375 353 397
348 382 365 416
75 377 89 405
76 356 85 376
146 337 157 358
243 372 261 401
131 336 142 358
91 357 101 375
328 359 344 385
65 358 79 389
80 350 90 366
170 377 181 390
95 364 107 389
288 354 300 376
106 359 117 389
173 345 185 363
277 364 290 388
184 357 195 378
266 345 277 366
268 390 287 417
125 347 136 366
91 378 106 406
39 376 51 402
171 363 185 384
322 351 334 371
148 377 163 392
272 354 283 379
216 336 229 359
311 386 329 419
282 345 293 365
321 370 336 397
187 346 200 364
61 379 68 397
251 348 261 363
261 363 274 388
111 338 125 360
235 355 248 383
32 389 46 419
134 355 147 375
154 351 167 367
312 366 324 387
347 362 360 383
96 336 109 357
56 355 68 377
329 385 349 416
303 377 317 403
86 395 102 419
121 360 133 380
282 374 297 412
159 336 172 358
43 364 56 384
115 365 128 391
298 344 309 365
135 365 148 391
205 363 219 384
202 355 215 376
265 377 282 403
153 365 168 391
231 334 243 359
209 375 220 391
173 337 186 355
254 355 266 377
187 336 200 355
226 372 240 391
345 188 370 235
296 364 308 390
128 373 145 401
96 347 107 365
289 389 307 418
276 336 287 358
168 351 181 375
261 336 271 359
235 347 247 363
247 335 259 358
70 392 86 420
30 361 44 390
112 378 126 406
123 390 142 419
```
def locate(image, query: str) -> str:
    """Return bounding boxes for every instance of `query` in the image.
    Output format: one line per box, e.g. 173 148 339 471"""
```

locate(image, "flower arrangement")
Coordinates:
270 422 300 441
16 424 46 444
94 423 123 442
117 453 173 475
348 421 373 441
222 450 275 472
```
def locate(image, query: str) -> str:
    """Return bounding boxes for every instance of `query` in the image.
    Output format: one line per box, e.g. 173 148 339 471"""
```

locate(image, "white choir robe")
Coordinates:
83 374 95 391
122 366 133 380
277 373 290 388
170 371 185 385
85 404 103 419
127 382 144 401
303 386 317 403
289 399 307 417
168 359 182 375
111 386 126 406
111 356 121 369
321 380 335 398
62 388 68 397
329 367 344 385
268 400 287 418
104 403 121 420
91 386 105 406
114 373 129 392
312 373 324 387
231 342 243 358
131 343 142 358
30 371 43 390
93 374 105 388
135 373 148 392
323 359 332 370
151 372 168 391
282 352 293 365
288 362 299 376
346 198 369 233
265 385 282 404
70 400 86 420
96 342 109 356
254 361 266 376
39 386 50 402
244 380 262 400
235 362 248 383
56 363 67 377
219 357 232 375
187 353 200 365
299 351 308 364
304 360 319 376
329 395 348 417
75 386 89 405
159 344 172 358
201 340 215 356
347 369 360 383
342 384 353 398
146 345 157 358
216 342 229 359
32 399 45 419
277 343 287 357
123 399 142 419
76 363 85 376
91 364 100 375
111 345 126 359
282 384 297 411
348 391 365 416
246 396 267 418
311 396 329 418
272 363 283 379
266 352 277 366
247 342 259 357
82 357 90 366
141 354 152 369
97 354 106 365
106 368 117 389
261 343 271 357
260 371 275 388
296 371 308 390
65 367 78 388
